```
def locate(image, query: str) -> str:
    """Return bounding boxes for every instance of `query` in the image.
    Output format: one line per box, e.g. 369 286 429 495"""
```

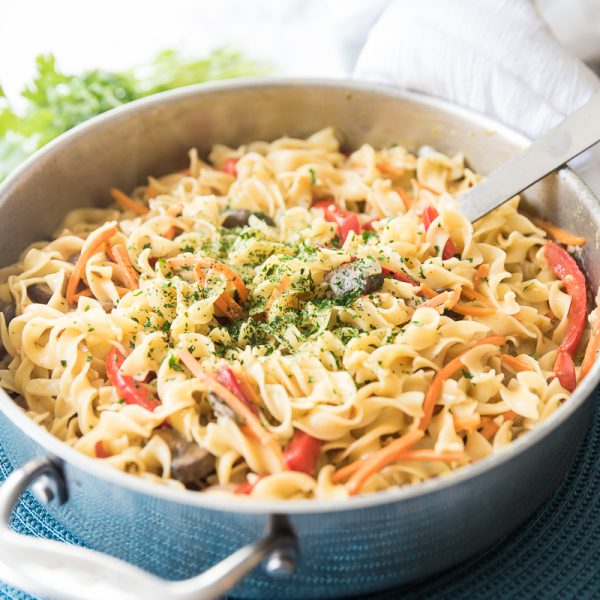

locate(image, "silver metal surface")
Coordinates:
31 473 66 505
0 457 298 600
263 545 298 578
460 92 600 222
0 458 67 524
0 80 599 599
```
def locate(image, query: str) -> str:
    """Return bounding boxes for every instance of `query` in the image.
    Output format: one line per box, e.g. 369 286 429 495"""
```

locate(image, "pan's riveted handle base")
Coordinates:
0 456 299 600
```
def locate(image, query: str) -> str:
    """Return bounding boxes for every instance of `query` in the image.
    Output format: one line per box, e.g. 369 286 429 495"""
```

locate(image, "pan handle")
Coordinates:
0 457 298 600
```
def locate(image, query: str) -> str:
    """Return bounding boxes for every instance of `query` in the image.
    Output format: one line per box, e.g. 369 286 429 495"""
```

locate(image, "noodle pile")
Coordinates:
0 128 594 500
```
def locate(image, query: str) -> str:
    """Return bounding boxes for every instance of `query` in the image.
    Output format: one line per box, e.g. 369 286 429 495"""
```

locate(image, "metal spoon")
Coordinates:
459 93 600 222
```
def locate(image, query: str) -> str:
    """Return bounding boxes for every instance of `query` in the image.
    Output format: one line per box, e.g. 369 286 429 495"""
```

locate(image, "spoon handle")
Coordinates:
460 92 600 222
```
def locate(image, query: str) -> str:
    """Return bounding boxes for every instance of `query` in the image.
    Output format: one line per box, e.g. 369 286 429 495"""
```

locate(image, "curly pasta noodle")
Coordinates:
0 128 595 500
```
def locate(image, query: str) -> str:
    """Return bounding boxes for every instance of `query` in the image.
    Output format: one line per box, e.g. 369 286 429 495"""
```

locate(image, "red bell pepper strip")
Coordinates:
235 478 261 495
554 351 577 392
313 200 361 243
381 266 418 286
283 429 322 475
544 242 588 391
95 441 110 458
215 364 258 415
422 206 459 260
363 218 379 232
544 242 587 356
106 347 161 412
222 158 238 176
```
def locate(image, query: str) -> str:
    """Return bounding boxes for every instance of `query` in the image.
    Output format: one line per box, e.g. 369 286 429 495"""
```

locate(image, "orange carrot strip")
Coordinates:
581 292 600 380
332 446 463 484
331 460 362 484
421 183 440 195
420 284 493 316
422 288 461 310
104 243 116 263
194 265 246 320
474 264 490 289
461 287 495 308
168 256 248 303
419 336 505 430
377 163 403 176
532 217 586 247
165 256 194 268
399 449 464 462
581 334 600 380
412 178 440 195
346 430 424 495
214 292 247 320
146 183 158 199
66 225 118 307
195 258 248 303
453 413 481 431
480 417 499 440
233 367 263 408
110 243 139 289
176 350 282 463
422 291 451 309
266 275 291 312
420 284 438 299
164 226 177 241
450 303 496 317
499 354 535 372
395 187 412 211
480 411 520 440
110 188 149 216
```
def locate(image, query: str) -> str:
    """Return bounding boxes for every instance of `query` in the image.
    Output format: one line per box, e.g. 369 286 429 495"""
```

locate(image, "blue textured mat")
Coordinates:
1 389 600 600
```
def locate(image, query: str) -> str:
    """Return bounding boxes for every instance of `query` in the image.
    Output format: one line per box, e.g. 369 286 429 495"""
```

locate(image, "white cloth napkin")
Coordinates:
353 0 600 139
350 0 600 190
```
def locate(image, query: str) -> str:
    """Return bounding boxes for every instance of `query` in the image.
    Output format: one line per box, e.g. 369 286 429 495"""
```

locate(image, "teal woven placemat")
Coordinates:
1 390 599 600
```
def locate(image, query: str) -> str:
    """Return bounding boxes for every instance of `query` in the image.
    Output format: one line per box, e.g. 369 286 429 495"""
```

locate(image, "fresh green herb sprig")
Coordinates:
0 49 270 181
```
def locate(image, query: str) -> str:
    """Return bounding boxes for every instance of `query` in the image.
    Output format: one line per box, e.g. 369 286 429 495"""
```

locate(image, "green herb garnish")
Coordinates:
168 354 183 372
0 49 269 181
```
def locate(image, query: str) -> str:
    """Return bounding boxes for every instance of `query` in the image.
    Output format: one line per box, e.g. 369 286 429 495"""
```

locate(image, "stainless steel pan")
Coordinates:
0 79 599 600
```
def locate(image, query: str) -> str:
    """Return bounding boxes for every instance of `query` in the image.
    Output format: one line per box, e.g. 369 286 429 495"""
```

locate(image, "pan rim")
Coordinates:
1 76 599 515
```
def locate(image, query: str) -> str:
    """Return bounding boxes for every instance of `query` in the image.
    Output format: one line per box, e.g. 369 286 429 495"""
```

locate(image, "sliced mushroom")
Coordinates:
156 429 216 489
27 283 53 304
0 302 15 358
444 309 465 321
221 209 275 228
207 391 245 425
325 259 384 298
11 394 28 409
1 302 15 325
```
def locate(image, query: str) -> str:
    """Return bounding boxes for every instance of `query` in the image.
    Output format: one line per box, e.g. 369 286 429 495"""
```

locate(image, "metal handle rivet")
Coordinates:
31 474 58 505
264 546 297 579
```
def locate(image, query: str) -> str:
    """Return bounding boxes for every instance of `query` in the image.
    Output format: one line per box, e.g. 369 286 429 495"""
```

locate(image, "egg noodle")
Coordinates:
0 127 597 500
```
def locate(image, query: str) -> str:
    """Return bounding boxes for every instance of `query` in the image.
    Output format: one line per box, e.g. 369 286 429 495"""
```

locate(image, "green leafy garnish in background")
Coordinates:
0 48 269 181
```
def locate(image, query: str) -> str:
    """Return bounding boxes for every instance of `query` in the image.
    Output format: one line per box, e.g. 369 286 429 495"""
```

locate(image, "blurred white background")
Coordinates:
0 0 350 100
2 0 599 102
